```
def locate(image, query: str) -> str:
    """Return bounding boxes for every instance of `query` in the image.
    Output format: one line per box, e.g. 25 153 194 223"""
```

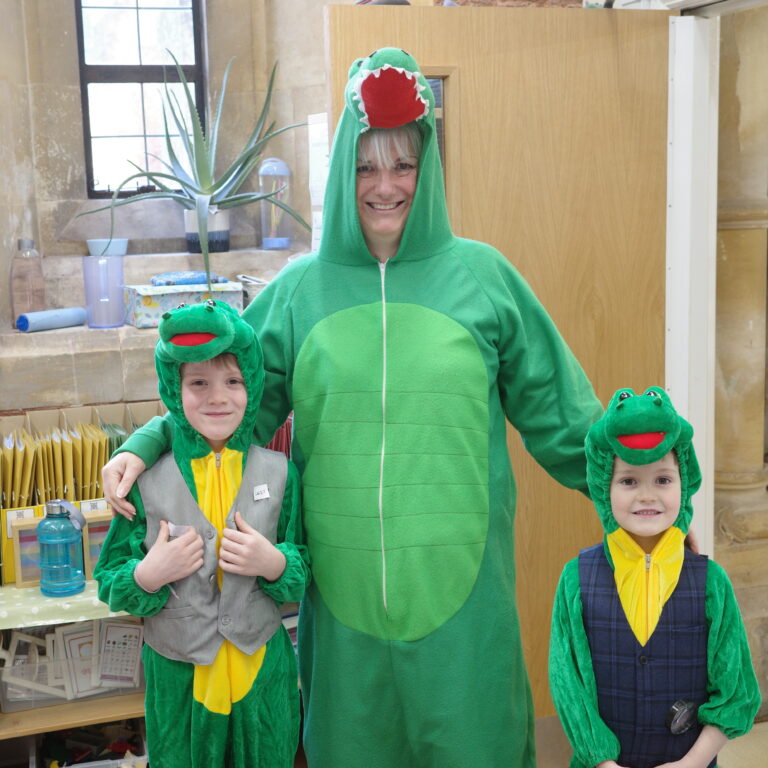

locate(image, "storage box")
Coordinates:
123 282 244 328
1 653 144 714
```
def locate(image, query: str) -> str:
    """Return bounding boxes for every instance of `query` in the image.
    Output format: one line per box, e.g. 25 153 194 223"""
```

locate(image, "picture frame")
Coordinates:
92 617 143 689
2 630 68 701
10 516 42 588
82 505 112 579
55 620 101 699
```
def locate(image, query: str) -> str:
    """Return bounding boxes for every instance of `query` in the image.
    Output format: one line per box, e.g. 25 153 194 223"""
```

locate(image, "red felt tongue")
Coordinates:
617 432 666 450
360 67 424 129
170 332 217 346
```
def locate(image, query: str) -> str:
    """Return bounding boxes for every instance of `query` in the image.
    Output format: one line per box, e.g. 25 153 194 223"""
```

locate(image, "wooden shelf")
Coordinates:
0 691 144 739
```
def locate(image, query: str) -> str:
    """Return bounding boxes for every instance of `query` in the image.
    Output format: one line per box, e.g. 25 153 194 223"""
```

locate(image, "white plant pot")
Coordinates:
183 208 231 253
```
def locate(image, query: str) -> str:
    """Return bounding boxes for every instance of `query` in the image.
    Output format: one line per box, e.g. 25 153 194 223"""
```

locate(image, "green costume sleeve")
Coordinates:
114 413 174 468
477 248 602 493
241 271 301 446
93 486 171 615
698 559 762 737
258 459 310 603
549 558 621 767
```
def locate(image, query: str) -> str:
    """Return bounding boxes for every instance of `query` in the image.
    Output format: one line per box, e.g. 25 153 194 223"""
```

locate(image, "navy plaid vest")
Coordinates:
579 543 714 768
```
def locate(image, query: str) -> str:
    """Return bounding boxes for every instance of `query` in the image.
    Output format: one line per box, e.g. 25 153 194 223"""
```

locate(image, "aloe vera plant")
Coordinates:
82 51 310 290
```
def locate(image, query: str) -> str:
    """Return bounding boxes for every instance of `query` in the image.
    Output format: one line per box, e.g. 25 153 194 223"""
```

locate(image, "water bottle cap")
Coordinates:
45 499 87 530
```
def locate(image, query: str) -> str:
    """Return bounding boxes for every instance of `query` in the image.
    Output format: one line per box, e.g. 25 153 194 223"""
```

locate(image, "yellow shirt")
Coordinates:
606 526 685 646
189 447 267 715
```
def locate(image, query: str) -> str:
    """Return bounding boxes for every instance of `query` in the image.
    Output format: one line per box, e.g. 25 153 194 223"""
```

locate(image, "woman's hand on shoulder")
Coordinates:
102 453 146 519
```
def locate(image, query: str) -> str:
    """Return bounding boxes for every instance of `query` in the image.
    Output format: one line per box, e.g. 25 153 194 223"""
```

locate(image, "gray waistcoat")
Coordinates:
138 446 286 665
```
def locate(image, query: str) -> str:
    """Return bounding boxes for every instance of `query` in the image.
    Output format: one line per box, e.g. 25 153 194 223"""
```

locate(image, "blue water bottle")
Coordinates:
38 500 86 597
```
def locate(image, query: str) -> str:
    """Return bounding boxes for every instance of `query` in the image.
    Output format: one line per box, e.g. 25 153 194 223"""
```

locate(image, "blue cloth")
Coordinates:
579 544 715 768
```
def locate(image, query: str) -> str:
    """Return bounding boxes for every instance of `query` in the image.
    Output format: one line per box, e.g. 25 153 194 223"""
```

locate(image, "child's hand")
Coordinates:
134 520 204 593
596 762 628 768
219 510 286 582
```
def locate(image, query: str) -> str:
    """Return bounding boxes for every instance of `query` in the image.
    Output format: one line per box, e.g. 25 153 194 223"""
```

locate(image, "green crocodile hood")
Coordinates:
585 387 701 535
318 46 455 265
155 300 264 458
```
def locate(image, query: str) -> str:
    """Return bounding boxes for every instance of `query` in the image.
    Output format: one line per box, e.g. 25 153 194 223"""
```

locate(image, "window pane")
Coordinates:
138 9 194 65
146 134 190 177
138 1 192 7
91 137 147 191
83 9 140 65
88 83 144 136
144 82 195 136
82 1 135 7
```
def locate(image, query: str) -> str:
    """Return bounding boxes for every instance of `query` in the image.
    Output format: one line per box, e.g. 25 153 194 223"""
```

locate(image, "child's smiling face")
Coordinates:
609 452 681 552
181 356 247 452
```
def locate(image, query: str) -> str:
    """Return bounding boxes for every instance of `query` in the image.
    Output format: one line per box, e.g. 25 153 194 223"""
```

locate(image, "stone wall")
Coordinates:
715 6 768 720
0 0 348 328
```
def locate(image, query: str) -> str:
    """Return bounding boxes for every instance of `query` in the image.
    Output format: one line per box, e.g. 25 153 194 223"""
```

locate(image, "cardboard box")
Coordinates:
123 282 244 328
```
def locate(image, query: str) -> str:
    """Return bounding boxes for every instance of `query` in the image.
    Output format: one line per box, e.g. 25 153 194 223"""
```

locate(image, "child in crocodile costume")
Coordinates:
94 300 310 768
549 386 760 768
105 48 603 766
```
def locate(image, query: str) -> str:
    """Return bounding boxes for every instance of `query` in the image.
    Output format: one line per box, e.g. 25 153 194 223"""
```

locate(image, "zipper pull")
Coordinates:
645 553 651 570
215 452 221 468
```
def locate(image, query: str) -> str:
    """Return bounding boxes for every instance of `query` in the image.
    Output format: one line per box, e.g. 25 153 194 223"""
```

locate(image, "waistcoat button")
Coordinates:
221 616 231 626
639 655 648 664
206 529 215 539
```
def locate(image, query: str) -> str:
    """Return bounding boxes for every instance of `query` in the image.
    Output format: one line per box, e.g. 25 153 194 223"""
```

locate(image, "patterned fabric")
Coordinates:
580 543 715 768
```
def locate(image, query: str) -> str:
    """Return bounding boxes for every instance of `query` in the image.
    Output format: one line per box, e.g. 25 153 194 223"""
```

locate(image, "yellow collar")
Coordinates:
605 526 685 646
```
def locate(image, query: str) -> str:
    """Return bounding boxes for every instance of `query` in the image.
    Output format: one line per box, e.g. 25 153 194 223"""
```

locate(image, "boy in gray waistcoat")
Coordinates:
95 300 310 768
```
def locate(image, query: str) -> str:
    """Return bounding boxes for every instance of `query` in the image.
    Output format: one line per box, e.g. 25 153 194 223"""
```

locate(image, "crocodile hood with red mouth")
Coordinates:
585 387 701 534
317 46 454 265
155 299 264 459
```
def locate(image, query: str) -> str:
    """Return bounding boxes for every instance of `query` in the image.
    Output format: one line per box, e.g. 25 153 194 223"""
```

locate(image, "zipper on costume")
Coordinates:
215 452 221 468
378 260 389 615
645 552 651 641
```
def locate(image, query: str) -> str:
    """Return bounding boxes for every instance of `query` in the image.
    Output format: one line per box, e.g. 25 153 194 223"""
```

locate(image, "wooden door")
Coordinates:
326 5 670 716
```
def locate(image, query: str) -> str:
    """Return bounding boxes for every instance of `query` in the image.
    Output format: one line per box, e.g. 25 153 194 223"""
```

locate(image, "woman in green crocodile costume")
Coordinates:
102 48 602 767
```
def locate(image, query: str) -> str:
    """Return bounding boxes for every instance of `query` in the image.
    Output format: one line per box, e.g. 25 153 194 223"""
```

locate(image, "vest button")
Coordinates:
639 655 649 664
206 529 215 539
221 616 231 626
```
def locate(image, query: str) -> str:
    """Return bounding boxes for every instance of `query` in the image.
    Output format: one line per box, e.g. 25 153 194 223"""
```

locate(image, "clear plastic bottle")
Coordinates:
10 238 46 329
38 500 85 597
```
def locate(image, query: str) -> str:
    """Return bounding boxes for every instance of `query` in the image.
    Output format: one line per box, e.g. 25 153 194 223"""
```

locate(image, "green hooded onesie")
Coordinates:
115 48 603 767
95 300 310 768
549 387 761 767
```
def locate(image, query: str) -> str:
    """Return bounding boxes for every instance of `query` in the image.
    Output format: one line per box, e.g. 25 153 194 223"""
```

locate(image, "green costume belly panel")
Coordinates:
294 302 489 641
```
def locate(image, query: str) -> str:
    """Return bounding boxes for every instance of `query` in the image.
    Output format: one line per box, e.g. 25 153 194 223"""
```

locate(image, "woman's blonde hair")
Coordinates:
357 123 423 168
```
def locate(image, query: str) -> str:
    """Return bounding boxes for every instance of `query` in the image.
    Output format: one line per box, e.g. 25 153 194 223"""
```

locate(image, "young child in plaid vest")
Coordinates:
549 386 760 768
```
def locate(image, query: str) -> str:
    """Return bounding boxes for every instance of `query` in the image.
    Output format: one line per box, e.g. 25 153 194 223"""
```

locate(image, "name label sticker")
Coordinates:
253 484 270 501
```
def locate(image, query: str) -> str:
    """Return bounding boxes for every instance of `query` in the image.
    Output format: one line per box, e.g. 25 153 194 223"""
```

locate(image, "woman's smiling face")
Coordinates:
355 134 418 259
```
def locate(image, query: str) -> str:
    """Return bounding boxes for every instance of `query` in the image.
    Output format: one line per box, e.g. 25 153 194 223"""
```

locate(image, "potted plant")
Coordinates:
82 51 309 290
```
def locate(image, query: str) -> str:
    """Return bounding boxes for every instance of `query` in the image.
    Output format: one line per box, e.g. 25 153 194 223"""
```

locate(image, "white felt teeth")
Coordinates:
350 65 429 132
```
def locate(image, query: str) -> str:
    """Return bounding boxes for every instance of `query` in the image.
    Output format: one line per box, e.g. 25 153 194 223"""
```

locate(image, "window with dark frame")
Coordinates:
74 0 205 199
